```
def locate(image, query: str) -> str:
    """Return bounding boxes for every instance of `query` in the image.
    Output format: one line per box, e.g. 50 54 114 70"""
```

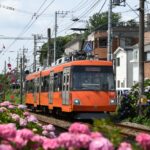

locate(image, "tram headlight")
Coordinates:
74 99 80 105
110 99 116 104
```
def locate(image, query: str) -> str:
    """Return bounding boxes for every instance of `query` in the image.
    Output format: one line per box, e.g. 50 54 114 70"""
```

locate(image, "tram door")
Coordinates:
62 67 70 105
34 78 40 106
49 71 54 104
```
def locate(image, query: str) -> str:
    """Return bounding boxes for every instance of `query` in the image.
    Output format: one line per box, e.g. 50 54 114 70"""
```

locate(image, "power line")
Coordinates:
58 0 102 34
1 0 55 57
98 0 107 13
125 1 139 16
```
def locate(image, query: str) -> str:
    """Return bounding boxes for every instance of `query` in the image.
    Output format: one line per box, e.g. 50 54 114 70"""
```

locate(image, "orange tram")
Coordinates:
25 60 117 119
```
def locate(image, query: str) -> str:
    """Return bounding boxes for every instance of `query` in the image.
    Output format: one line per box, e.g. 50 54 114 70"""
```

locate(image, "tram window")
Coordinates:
41 76 49 92
54 72 62 92
67 75 69 83
27 80 34 92
34 78 40 92
25 81 28 92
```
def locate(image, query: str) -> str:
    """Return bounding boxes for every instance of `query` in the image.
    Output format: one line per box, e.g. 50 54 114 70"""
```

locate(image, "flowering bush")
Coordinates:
0 101 150 150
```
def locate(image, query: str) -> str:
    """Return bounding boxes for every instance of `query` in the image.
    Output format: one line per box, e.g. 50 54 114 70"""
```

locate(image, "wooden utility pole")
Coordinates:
33 35 37 72
139 0 145 114
47 28 51 66
20 57 23 104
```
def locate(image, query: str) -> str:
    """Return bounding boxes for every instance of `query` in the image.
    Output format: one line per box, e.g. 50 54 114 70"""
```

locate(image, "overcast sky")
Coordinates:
0 0 143 73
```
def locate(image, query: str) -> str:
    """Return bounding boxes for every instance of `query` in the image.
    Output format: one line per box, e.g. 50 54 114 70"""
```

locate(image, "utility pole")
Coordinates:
22 47 25 78
4 61 6 75
54 11 70 63
139 0 145 114
16 52 19 83
107 0 112 61
33 35 37 72
47 28 51 66
54 11 57 64
20 57 23 104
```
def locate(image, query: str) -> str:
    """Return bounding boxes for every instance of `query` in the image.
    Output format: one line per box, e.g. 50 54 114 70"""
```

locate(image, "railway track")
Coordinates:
30 111 150 139
30 112 71 135
115 122 150 137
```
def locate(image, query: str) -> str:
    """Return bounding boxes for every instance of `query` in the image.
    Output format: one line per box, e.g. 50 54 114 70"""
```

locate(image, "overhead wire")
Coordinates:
1 0 55 56
57 0 102 34
19 0 56 62
125 1 139 16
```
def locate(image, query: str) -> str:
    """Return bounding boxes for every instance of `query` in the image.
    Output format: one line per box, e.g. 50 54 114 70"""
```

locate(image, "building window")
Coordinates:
117 80 120 88
116 57 120 66
133 50 138 60
145 52 150 61
94 38 98 48
121 82 124 88
99 38 107 48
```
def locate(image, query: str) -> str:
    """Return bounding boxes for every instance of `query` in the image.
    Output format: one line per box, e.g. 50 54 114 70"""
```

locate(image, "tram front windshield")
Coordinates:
72 66 115 91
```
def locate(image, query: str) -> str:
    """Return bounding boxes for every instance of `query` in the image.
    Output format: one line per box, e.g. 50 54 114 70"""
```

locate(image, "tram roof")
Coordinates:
26 60 112 80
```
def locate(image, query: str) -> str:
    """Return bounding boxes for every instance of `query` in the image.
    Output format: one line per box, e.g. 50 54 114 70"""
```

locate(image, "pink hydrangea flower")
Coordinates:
31 134 44 144
0 144 14 150
69 122 90 135
0 101 11 107
19 118 27 127
57 132 75 148
90 132 103 139
136 133 150 150
8 105 15 109
74 133 92 148
43 138 59 150
0 123 16 139
30 134 45 149
118 142 132 150
18 104 27 110
89 137 114 150
10 113 20 122
48 131 56 138
42 130 49 136
17 128 34 140
0 107 7 113
12 135 28 149
27 115 38 123
23 111 30 117
42 124 55 132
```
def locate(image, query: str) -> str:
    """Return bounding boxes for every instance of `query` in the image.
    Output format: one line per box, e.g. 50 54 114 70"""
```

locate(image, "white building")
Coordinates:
64 38 82 55
130 44 139 84
114 47 133 88
131 42 150 84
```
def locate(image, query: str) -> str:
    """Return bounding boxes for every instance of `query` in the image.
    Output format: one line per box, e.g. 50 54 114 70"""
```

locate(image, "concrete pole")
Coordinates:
107 0 112 61
138 0 145 114
54 11 57 64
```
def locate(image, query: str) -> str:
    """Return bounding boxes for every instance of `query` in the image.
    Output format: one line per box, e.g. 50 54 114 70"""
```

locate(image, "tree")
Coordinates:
83 11 121 38
39 34 77 65
87 11 121 31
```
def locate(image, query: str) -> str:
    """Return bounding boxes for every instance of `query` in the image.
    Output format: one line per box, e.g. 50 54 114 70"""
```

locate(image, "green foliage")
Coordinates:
117 94 137 120
93 119 123 147
39 34 76 65
87 11 121 31
0 111 13 123
26 122 43 134
116 79 150 126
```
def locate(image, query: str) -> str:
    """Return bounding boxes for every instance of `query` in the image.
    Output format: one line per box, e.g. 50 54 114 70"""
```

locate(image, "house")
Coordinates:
114 47 133 88
94 26 139 60
131 42 150 84
64 36 83 55
64 25 139 60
